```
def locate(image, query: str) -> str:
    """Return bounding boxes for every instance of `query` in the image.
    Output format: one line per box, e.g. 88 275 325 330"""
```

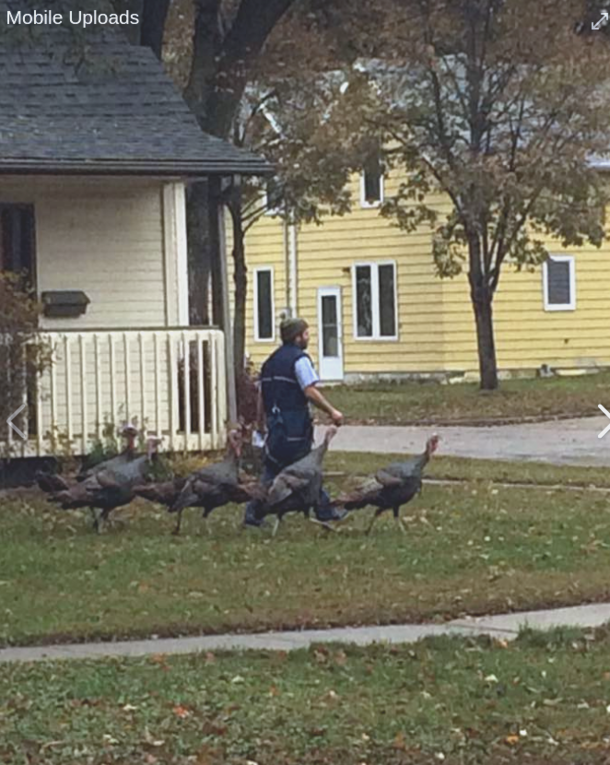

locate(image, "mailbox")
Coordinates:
42 291 90 318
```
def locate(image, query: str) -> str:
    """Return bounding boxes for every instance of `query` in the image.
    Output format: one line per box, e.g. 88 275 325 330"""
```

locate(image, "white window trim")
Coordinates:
352 261 399 341
543 255 576 312
359 169 385 209
254 266 276 342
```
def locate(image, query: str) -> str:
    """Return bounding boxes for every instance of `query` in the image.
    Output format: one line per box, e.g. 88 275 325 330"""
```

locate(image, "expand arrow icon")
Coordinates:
7 402 26 440
592 10 609 30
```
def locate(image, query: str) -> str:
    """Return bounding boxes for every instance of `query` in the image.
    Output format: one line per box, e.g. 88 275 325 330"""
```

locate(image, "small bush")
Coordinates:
0 273 50 455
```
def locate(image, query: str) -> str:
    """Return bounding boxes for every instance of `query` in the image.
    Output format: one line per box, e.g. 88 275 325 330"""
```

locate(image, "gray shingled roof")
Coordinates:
0 15 271 176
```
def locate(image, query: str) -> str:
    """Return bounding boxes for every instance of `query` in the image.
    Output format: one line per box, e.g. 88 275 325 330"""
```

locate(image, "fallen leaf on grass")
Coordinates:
144 728 165 747
202 720 228 736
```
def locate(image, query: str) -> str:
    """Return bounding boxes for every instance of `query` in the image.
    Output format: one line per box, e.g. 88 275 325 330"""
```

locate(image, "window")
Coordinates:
360 154 384 208
254 267 275 341
543 255 576 311
0 204 36 286
353 262 397 340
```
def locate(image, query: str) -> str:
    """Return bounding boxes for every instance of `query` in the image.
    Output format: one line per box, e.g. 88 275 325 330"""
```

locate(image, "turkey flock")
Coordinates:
37 424 440 536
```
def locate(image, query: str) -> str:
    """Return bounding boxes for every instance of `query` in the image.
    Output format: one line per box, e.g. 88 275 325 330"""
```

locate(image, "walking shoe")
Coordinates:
243 517 267 529
316 507 348 523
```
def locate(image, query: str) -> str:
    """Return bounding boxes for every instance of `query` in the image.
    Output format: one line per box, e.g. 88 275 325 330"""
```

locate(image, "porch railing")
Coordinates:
4 328 227 457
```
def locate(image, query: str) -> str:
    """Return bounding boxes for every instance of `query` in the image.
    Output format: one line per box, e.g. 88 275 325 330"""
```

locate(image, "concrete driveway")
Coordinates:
320 415 610 467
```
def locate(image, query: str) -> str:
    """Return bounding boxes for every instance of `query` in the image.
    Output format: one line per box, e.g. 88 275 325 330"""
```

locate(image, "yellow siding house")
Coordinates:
241 166 610 383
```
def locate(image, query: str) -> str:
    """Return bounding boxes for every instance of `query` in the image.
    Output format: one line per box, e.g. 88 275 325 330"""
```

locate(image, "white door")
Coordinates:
317 287 344 381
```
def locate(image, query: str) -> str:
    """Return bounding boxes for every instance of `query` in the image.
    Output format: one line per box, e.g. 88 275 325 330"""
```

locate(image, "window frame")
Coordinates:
542 254 576 312
253 266 276 342
359 168 385 209
352 260 398 342
0 202 37 290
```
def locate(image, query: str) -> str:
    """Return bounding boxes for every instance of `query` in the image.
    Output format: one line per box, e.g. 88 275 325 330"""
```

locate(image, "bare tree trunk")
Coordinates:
472 292 498 390
189 0 298 138
180 0 296 350
468 233 499 391
140 0 172 58
231 212 247 380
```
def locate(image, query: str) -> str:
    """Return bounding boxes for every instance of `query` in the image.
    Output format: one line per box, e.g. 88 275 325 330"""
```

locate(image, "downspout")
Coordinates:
284 215 298 317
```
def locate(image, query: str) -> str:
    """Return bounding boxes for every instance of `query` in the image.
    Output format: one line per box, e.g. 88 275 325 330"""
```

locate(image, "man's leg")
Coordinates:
315 485 346 522
243 463 277 527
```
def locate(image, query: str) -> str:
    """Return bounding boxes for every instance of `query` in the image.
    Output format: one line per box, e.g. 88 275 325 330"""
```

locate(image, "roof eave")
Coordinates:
0 158 274 177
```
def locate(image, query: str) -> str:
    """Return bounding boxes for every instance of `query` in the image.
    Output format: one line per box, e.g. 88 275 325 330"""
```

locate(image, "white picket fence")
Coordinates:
4 328 227 457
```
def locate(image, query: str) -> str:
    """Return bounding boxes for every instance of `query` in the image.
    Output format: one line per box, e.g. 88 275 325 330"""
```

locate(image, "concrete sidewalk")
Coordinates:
2 602 610 663
323 416 609 467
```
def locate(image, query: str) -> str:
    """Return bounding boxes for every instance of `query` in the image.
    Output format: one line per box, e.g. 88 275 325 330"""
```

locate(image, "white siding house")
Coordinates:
0 11 269 458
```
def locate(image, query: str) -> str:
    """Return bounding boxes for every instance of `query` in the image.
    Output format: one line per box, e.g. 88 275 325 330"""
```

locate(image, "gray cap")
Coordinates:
280 317 309 344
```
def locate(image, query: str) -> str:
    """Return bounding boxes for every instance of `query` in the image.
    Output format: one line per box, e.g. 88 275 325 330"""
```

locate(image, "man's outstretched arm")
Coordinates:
304 384 343 426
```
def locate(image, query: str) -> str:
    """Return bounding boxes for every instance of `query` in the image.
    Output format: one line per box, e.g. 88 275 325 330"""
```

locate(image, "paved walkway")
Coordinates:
323 416 610 467
2 603 610 663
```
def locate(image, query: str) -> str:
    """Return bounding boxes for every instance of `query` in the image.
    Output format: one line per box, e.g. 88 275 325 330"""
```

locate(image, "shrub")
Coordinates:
0 273 50 455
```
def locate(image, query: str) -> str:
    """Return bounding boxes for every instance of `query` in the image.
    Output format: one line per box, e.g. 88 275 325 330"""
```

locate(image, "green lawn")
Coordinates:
328 371 610 425
329 451 610 488
3 456 610 647
4 628 610 764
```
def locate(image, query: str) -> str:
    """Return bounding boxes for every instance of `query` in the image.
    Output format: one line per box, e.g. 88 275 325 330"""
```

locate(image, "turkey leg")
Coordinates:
366 508 384 536
393 507 407 535
309 518 337 533
272 516 282 538
172 510 183 536
89 507 101 533
308 503 337 533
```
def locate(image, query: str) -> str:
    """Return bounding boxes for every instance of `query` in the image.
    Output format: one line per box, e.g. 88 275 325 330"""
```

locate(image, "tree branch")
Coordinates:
199 0 297 137
140 0 171 59
184 0 224 124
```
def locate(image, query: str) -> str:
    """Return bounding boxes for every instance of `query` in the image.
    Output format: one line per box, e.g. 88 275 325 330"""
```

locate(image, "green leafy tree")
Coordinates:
225 52 369 373
339 0 610 389
165 4 369 380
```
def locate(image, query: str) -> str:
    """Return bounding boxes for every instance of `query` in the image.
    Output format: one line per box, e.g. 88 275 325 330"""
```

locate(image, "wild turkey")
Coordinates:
36 424 139 494
168 431 261 535
133 477 187 509
261 427 337 537
336 434 439 535
77 424 139 481
48 437 162 532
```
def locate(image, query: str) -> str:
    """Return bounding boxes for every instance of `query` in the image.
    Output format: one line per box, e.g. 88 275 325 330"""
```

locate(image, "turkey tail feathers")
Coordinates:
334 491 372 511
37 471 70 494
169 486 198 515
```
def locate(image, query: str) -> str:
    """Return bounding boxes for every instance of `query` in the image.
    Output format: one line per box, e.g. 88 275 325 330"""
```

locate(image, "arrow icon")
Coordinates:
592 10 609 30
7 402 26 441
598 404 610 439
